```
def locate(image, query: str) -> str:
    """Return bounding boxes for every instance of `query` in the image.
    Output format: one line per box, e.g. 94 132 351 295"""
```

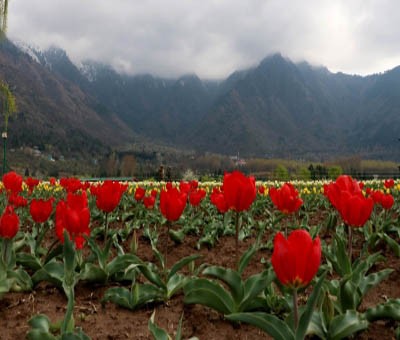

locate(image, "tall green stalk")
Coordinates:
235 211 240 269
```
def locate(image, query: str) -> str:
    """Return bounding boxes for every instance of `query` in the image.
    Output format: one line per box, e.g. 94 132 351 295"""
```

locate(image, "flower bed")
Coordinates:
0 172 399 339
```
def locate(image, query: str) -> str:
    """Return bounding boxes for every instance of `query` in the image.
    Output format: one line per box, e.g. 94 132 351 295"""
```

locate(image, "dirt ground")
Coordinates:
0 224 399 340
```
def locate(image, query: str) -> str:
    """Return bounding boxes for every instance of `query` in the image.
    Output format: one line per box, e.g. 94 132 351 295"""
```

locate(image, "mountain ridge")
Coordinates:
3 40 400 161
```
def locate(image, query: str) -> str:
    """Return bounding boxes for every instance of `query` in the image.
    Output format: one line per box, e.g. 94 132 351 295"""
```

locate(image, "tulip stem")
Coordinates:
235 211 240 270
293 288 299 330
35 222 50 255
164 221 170 272
348 224 353 261
104 212 109 245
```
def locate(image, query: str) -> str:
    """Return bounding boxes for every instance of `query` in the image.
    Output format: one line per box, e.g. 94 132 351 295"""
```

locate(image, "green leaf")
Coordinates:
8 268 33 291
26 330 57 340
239 270 274 312
27 314 57 340
175 313 184 340
63 231 76 288
80 263 107 283
333 234 351 276
168 254 200 281
102 287 132 310
137 264 166 291
106 253 142 277
339 279 361 311
359 269 393 296
307 311 327 339
184 278 235 314
238 243 258 275
202 266 244 305
166 273 187 299
148 310 171 340
32 261 64 287
16 253 42 271
296 272 326 340
328 310 368 340
28 314 51 332
226 312 295 340
169 229 185 244
383 234 400 257
365 299 400 322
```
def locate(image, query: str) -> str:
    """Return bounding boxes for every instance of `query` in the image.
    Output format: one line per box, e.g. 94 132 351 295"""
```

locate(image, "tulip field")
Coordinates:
0 171 400 339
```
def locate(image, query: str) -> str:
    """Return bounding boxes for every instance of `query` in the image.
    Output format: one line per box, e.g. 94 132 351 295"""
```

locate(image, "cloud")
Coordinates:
8 0 400 78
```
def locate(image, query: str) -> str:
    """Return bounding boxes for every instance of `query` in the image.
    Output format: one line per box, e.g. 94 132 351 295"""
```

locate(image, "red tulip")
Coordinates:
371 190 394 210
210 188 228 213
271 229 321 289
60 177 82 193
269 183 303 214
0 206 19 239
25 177 40 193
159 187 187 221
337 191 374 227
30 198 54 223
324 175 362 210
380 194 394 210
222 171 256 212
179 181 191 194
258 185 266 195
143 195 156 209
384 179 395 189
56 191 90 249
2 171 23 194
134 187 146 201
190 180 198 190
189 188 207 207
151 189 158 198
8 193 28 208
94 180 127 213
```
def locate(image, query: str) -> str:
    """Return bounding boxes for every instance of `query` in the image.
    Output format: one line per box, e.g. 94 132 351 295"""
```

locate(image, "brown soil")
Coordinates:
0 225 399 340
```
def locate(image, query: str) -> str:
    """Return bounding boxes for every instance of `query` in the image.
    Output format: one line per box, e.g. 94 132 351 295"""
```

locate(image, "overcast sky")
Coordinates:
7 0 400 79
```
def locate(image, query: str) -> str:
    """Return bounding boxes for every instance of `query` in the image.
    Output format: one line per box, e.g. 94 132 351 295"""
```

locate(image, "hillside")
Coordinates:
2 40 400 162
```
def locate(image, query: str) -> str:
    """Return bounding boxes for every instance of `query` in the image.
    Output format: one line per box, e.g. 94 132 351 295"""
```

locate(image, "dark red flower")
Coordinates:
269 183 303 214
134 187 146 201
159 187 187 221
189 188 207 207
258 185 266 195
49 177 57 186
94 180 127 213
8 193 28 208
151 189 158 198
60 177 82 193
190 180 198 190
143 195 156 209
380 194 395 210
324 175 362 210
0 206 19 239
384 179 395 189
222 171 256 212
271 229 321 289
30 198 54 223
179 181 191 194
25 177 40 193
2 171 23 194
210 188 228 214
337 191 374 227
371 190 394 210
55 191 90 249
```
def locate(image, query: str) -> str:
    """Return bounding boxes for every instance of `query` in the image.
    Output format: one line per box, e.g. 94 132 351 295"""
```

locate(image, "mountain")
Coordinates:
2 40 400 161
0 40 133 158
